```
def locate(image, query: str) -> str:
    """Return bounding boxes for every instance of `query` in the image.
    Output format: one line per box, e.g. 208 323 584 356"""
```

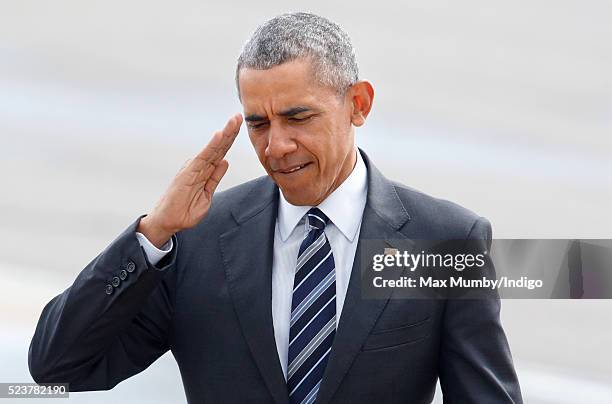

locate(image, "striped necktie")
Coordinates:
287 208 336 404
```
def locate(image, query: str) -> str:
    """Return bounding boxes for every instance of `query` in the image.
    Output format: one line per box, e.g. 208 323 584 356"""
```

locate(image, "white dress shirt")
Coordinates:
136 149 368 379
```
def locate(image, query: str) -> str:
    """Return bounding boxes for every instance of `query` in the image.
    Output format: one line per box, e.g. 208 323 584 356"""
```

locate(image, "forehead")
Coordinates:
238 59 337 114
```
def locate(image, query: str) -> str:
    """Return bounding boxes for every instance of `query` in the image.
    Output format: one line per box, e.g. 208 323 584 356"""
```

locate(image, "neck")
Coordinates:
315 146 358 205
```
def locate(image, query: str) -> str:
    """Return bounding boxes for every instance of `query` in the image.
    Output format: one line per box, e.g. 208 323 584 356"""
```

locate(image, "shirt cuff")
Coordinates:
135 232 173 266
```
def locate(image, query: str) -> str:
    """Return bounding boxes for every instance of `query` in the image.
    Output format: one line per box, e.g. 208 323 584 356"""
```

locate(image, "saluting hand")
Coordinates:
138 114 243 247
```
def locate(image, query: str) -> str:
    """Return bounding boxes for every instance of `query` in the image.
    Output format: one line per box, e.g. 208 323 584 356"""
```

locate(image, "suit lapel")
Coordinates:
315 150 414 404
219 177 289 404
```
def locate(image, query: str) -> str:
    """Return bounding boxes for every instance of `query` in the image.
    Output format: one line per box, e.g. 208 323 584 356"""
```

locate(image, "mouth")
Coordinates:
275 162 312 175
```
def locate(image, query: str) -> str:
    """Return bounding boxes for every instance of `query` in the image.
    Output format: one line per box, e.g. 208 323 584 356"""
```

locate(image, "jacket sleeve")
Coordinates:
28 216 178 391
438 217 523 403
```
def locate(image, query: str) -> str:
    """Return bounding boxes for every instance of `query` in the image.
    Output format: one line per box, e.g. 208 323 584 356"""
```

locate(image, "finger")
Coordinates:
173 157 199 187
192 157 218 185
204 159 230 196
193 114 242 168
177 158 194 175
190 159 230 216
221 113 243 140
209 114 242 160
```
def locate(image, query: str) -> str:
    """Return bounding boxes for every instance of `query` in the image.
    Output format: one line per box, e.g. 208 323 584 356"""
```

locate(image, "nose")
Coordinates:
265 123 298 160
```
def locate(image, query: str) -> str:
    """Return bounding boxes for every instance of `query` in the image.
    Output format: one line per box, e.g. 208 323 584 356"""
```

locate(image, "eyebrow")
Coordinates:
244 106 313 122
244 114 266 122
279 106 312 117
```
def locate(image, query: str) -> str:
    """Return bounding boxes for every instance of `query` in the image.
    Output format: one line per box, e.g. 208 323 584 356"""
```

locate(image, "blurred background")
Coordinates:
1 1 611 402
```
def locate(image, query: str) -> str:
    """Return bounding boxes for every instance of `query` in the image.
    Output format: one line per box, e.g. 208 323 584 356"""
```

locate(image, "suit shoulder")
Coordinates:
390 181 488 239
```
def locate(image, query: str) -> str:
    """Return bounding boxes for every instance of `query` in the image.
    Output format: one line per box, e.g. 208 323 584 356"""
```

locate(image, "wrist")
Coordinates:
137 215 174 249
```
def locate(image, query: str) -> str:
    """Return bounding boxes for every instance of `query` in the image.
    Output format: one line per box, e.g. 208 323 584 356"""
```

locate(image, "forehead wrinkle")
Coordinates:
240 63 333 121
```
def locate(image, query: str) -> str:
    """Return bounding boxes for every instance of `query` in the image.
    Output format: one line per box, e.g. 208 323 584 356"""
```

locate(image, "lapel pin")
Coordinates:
384 247 398 256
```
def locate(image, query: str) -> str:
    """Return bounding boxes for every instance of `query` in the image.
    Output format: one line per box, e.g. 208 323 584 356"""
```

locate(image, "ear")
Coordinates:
348 80 374 127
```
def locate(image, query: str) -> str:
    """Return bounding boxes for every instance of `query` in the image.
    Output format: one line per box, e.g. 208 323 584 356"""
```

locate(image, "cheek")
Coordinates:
249 134 268 159
317 130 341 164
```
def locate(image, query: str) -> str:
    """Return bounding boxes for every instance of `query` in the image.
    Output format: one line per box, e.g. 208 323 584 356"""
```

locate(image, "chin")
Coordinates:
282 193 314 206
279 187 318 206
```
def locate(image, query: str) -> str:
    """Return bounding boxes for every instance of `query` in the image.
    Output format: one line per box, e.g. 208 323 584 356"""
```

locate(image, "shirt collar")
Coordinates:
277 149 368 242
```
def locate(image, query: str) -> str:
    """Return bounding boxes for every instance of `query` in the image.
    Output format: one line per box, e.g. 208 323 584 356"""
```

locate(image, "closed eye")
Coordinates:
289 115 314 123
247 122 269 130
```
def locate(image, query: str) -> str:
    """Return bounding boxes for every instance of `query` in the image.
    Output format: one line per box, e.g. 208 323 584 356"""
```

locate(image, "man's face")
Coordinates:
238 59 357 206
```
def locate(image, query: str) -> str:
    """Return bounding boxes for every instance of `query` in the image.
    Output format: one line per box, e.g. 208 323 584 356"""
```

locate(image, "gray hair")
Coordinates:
236 12 359 96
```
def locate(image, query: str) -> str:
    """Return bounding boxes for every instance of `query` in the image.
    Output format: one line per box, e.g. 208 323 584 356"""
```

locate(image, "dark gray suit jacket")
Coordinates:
29 149 522 403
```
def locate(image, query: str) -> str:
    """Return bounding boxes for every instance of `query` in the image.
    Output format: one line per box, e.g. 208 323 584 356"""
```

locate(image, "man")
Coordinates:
29 12 522 403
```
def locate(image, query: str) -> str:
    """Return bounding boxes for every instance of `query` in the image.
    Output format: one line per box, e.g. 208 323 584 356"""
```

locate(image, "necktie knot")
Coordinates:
306 208 329 231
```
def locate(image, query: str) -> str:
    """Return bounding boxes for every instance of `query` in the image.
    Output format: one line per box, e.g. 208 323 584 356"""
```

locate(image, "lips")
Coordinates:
276 162 311 174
